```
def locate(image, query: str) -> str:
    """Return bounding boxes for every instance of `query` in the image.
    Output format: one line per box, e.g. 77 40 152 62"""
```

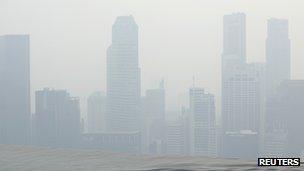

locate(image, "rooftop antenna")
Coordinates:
159 78 165 89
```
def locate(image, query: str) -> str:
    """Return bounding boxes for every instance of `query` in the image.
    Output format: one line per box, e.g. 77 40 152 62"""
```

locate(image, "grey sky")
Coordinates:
0 0 303 113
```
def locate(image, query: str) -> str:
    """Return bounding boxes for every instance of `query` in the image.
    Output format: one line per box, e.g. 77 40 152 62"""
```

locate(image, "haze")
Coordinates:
0 0 303 116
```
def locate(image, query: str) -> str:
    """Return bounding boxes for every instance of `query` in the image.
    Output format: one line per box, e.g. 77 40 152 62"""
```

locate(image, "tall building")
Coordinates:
266 18 290 97
34 88 81 147
106 16 141 132
87 91 106 133
222 13 265 132
221 14 265 157
222 63 265 133
222 13 246 67
264 80 304 156
143 80 166 154
189 88 217 157
222 13 247 133
145 80 165 120
165 118 188 156
0 35 31 145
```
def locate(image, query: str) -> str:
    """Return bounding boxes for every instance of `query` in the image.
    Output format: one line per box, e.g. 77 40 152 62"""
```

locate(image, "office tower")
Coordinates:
222 13 246 68
221 14 266 158
222 13 265 133
266 19 290 97
165 118 188 155
87 91 106 133
264 80 304 156
189 88 217 157
223 63 265 133
0 35 30 145
145 80 165 120
106 16 141 132
263 94 288 157
143 80 166 154
34 88 81 147
222 13 247 133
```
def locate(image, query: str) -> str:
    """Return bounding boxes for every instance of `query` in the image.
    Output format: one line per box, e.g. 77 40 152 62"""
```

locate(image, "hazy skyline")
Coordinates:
1 0 304 114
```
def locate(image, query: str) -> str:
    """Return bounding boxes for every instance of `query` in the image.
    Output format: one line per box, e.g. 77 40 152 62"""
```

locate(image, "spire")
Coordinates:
159 78 165 89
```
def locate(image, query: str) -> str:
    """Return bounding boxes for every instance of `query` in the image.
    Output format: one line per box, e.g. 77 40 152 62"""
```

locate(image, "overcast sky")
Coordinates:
0 0 303 115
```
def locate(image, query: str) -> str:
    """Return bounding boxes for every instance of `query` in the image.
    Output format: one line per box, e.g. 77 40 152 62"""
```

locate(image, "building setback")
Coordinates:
221 13 265 158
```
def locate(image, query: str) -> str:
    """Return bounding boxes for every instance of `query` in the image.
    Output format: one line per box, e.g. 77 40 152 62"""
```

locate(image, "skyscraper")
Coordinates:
106 16 141 132
143 80 166 154
221 14 265 157
222 13 246 67
264 80 304 156
222 13 247 133
87 91 106 133
34 88 81 147
266 18 290 97
165 118 188 155
223 63 265 133
0 35 31 145
222 13 265 132
189 88 217 157
144 80 165 120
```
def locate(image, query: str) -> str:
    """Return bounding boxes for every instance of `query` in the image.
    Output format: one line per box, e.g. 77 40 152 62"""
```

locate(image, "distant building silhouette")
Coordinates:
189 88 217 157
34 88 81 148
165 118 188 155
264 80 304 156
87 91 106 133
106 16 141 132
222 13 246 134
266 18 290 97
222 13 246 66
142 80 166 155
221 14 265 158
223 63 265 132
263 19 292 157
222 13 265 132
0 35 31 145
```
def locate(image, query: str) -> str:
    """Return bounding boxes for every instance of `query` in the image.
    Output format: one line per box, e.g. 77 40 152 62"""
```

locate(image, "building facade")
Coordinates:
87 91 106 133
142 80 166 155
34 88 81 147
221 14 265 157
106 16 141 132
264 80 304 156
0 35 31 145
189 88 217 157
266 18 290 97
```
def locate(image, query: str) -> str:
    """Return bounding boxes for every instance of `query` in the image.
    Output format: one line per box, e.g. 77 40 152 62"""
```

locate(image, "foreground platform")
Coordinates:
0 145 302 171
